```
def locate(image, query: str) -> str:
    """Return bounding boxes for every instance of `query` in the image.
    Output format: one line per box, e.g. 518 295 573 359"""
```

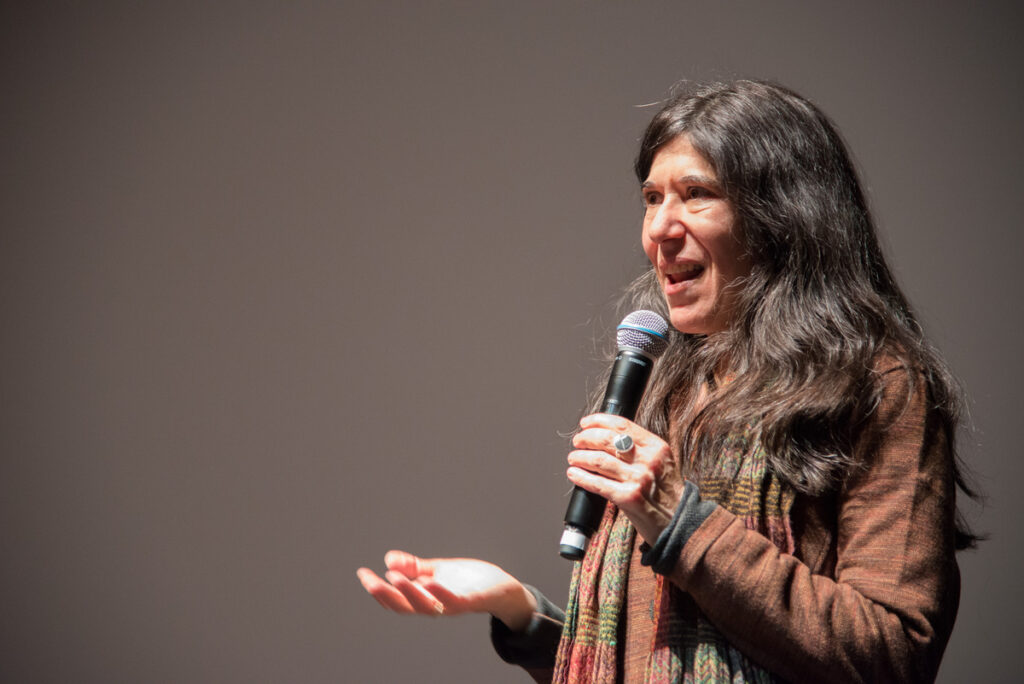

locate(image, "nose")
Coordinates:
645 195 687 245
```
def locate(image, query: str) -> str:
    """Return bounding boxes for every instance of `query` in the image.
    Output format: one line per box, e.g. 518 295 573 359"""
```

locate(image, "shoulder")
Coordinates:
865 354 933 432
847 354 953 489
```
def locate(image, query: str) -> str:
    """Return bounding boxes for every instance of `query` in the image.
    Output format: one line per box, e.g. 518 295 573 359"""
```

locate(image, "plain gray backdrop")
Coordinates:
2 2 1021 682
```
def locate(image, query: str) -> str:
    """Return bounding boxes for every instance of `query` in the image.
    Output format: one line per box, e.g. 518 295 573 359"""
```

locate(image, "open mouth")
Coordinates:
664 264 704 284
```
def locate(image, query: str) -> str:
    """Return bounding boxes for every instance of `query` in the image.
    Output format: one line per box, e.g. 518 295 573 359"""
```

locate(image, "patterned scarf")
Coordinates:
553 434 795 683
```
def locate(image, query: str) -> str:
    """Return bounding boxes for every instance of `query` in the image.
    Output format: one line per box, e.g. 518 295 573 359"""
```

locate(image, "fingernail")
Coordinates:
433 602 445 615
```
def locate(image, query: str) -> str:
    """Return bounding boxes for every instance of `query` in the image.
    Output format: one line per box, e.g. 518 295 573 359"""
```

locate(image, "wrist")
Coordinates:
490 581 537 631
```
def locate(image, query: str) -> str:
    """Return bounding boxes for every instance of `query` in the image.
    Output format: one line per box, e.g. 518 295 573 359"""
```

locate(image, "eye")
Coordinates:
642 190 663 207
685 186 715 200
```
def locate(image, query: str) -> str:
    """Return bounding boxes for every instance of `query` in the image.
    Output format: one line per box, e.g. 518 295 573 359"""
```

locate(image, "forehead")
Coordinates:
646 136 717 181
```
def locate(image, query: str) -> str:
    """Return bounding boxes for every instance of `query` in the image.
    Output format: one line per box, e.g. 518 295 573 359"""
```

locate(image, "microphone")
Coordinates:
559 310 670 560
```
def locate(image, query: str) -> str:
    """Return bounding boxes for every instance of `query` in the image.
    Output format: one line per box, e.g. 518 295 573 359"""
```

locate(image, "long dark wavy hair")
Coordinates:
598 80 979 549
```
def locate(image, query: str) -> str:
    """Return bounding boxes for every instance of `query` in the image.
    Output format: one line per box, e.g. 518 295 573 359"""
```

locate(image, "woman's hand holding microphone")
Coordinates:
567 413 683 547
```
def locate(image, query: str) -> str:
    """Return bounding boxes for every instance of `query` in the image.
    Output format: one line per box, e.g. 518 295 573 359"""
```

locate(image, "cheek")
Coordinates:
717 240 751 280
641 229 657 266
707 220 748 279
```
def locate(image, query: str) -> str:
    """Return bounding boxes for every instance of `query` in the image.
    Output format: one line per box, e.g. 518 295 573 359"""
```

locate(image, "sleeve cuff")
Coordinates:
640 480 718 575
490 584 565 669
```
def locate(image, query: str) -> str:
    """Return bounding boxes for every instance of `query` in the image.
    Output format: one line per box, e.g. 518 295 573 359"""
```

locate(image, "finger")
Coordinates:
577 418 671 473
573 427 634 459
356 567 416 613
578 417 649 448
573 428 641 468
579 413 634 432
385 570 446 615
569 464 657 511
567 449 632 480
567 465 622 501
384 550 436 580
419 579 465 612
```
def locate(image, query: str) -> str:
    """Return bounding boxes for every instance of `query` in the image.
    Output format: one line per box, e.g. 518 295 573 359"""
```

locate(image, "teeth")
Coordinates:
663 263 702 275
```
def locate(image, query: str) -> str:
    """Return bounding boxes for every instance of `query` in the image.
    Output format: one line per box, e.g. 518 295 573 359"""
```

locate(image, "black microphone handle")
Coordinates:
560 349 654 559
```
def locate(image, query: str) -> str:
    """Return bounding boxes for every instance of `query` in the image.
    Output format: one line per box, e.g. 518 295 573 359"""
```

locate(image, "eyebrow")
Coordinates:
641 174 720 189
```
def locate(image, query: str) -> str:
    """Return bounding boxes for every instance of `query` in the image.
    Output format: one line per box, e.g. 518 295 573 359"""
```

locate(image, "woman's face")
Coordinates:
641 135 751 335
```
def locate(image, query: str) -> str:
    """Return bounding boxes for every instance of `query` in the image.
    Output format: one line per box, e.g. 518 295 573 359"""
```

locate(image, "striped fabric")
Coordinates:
553 435 795 683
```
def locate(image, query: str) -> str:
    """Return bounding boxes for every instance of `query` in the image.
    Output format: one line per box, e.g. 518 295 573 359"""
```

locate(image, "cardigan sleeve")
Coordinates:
489 584 563 683
657 368 961 683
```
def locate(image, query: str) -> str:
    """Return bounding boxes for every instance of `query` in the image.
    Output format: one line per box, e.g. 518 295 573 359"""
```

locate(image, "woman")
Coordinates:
357 80 975 683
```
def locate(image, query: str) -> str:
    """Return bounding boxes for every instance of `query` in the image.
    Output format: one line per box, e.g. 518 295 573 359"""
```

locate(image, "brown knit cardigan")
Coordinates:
497 366 960 683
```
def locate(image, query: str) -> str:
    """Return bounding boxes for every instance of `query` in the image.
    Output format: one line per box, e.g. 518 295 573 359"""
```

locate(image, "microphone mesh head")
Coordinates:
616 310 670 358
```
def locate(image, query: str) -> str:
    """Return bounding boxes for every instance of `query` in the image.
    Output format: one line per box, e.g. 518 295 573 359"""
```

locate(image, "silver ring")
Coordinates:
612 433 634 455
